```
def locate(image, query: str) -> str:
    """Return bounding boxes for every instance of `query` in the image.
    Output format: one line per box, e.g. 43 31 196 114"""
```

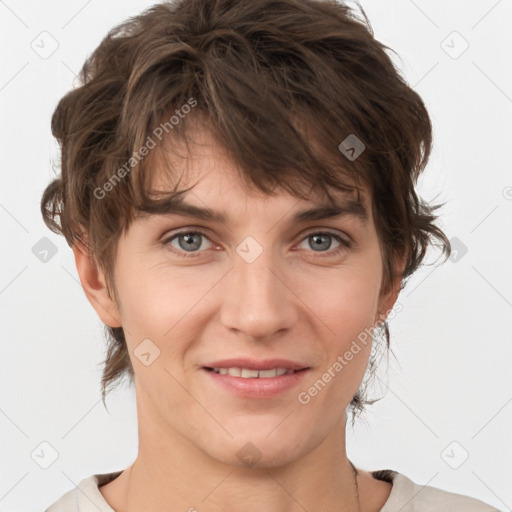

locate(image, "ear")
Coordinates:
374 252 405 326
72 239 122 328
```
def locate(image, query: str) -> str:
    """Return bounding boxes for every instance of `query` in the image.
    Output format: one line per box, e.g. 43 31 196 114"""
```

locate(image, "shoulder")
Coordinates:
45 471 121 512
374 469 502 512
45 485 77 512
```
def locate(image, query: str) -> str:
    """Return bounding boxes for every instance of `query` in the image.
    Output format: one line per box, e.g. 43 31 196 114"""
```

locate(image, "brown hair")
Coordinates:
41 0 451 423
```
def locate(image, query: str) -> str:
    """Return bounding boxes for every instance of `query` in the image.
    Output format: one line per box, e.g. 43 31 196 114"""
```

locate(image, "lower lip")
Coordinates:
202 368 310 398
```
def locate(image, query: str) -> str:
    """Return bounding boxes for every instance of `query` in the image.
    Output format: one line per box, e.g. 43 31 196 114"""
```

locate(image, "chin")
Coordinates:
215 444 303 470
200 427 313 470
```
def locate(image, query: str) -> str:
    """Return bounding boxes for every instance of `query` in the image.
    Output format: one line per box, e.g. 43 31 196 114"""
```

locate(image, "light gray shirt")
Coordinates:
45 468 502 511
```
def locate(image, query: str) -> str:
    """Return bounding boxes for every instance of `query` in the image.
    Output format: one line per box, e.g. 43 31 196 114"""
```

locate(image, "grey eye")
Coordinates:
307 233 334 251
165 231 213 254
177 232 203 251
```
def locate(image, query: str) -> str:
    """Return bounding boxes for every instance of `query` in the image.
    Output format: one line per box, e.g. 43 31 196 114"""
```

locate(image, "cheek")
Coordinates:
115 239 383 360
294 255 382 399
294 267 380 415
298 259 382 339
114 255 216 362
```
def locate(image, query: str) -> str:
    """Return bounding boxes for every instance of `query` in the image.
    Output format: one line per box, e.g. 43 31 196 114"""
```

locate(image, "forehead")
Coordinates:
140 122 372 221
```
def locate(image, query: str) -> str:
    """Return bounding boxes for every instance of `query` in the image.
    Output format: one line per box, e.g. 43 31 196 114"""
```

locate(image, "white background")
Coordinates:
0 0 511 510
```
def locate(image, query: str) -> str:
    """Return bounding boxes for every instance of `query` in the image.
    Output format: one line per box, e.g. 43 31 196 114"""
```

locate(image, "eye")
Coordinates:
162 229 351 259
297 231 351 256
163 231 214 258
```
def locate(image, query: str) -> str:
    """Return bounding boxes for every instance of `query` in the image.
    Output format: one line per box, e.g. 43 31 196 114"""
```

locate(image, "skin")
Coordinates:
73 124 403 512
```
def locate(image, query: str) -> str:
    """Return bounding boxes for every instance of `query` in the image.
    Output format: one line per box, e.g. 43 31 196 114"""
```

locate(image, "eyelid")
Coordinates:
160 225 216 243
298 227 352 244
161 228 216 255
161 225 352 242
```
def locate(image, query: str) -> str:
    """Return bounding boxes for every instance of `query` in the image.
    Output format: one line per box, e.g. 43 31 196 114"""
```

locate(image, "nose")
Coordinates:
220 246 298 341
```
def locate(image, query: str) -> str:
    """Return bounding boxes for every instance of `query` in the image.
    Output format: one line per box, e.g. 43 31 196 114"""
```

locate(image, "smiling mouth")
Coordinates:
203 367 309 378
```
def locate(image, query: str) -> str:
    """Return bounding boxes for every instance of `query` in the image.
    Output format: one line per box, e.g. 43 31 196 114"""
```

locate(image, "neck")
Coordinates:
115 384 361 512
124 447 360 512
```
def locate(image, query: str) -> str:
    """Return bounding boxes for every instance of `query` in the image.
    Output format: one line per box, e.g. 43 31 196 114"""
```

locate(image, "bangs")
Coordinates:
126 109 368 224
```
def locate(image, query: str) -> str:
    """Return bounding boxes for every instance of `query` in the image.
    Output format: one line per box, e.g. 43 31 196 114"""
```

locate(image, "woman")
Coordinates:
42 0 500 510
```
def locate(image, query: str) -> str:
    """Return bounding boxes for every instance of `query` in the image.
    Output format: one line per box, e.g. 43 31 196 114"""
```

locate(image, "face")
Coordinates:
76 125 401 469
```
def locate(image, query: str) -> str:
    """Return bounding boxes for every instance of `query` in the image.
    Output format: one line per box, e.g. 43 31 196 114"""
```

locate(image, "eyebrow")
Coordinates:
136 197 369 225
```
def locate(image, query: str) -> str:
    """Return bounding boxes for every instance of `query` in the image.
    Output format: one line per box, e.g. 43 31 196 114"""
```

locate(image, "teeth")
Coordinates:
212 367 298 378
259 368 278 378
227 367 241 377
241 368 259 378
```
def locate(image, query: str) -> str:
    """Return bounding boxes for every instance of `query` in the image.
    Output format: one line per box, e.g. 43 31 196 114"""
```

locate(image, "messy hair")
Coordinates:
41 0 451 424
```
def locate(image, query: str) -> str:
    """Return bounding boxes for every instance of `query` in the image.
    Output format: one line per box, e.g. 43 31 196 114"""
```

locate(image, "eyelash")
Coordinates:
162 230 351 259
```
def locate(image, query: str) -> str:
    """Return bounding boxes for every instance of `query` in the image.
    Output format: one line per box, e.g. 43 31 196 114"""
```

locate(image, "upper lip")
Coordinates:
202 358 310 371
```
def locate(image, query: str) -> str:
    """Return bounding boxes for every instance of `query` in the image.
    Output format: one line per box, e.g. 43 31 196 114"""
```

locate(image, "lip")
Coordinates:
202 358 309 371
201 358 311 399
